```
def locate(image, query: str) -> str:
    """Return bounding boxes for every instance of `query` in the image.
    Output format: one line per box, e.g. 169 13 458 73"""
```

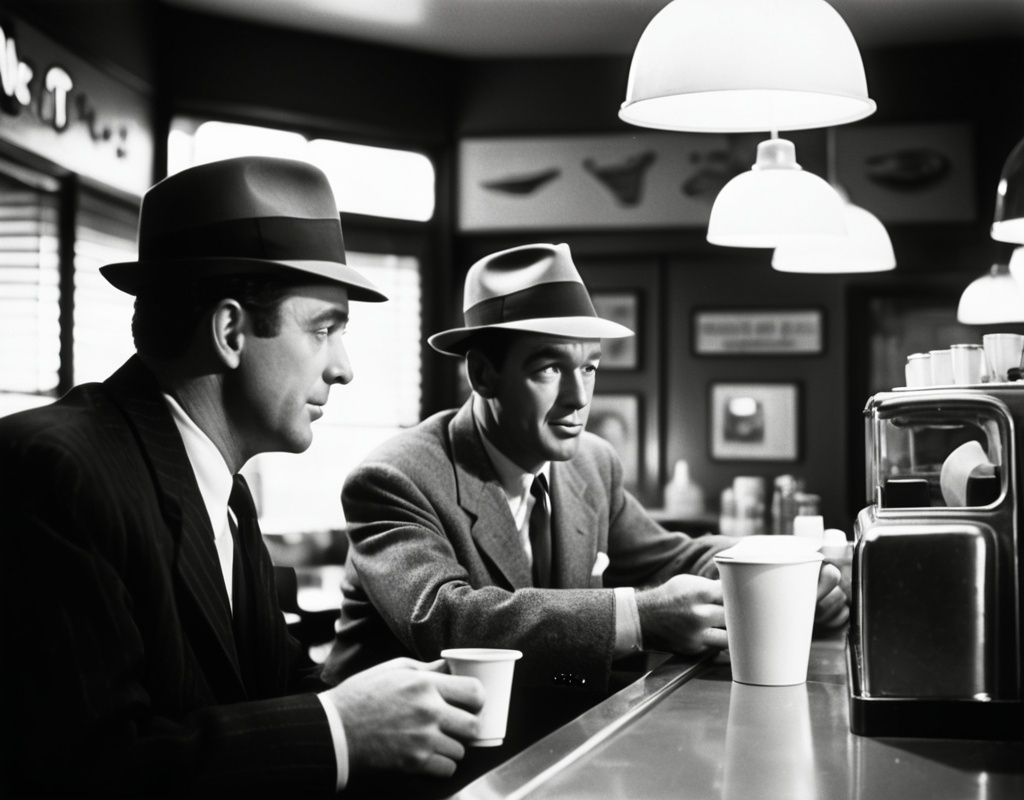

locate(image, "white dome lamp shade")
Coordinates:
991 136 1024 245
957 262 1024 325
619 0 876 134
772 201 895 272
707 138 847 248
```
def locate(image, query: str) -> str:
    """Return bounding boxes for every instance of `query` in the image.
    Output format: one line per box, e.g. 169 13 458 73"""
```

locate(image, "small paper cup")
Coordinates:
714 540 823 686
983 333 1024 382
928 349 954 385
904 353 931 387
951 343 985 385
441 648 522 747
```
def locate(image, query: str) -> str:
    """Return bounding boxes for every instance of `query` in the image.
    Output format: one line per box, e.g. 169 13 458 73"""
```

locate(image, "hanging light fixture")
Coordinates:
706 137 846 248
619 0 876 134
957 261 1024 325
771 201 895 272
991 135 1024 245
771 128 895 272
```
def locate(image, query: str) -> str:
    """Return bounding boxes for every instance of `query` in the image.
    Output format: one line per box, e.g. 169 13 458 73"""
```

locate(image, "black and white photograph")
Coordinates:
1 0 1023 796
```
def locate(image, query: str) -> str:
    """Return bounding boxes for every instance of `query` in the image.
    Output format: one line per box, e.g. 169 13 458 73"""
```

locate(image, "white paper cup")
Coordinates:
904 352 931 387
441 648 522 746
983 333 1024 382
951 343 985 385
929 349 954 385
714 540 823 686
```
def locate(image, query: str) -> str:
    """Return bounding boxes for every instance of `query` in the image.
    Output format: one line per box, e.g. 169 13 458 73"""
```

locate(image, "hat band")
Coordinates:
464 281 597 327
139 216 346 264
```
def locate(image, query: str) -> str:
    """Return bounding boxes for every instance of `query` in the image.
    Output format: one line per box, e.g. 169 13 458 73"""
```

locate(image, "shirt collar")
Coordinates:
162 392 234 537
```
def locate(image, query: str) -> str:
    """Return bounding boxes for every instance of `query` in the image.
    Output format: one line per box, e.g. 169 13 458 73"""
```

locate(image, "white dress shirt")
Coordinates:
473 409 643 658
162 393 348 790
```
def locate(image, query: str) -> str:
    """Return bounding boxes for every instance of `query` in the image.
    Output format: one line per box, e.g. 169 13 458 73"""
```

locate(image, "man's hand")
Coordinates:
325 657 484 779
636 574 727 654
814 562 849 630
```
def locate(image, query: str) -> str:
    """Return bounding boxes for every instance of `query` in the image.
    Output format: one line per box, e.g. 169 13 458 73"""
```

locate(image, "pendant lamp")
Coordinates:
619 0 876 133
772 201 895 272
957 262 1024 325
991 135 1024 245
707 138 846 248
772 129 895 272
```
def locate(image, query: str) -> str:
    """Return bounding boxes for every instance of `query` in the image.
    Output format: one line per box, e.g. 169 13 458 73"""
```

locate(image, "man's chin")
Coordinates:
545 440 582 463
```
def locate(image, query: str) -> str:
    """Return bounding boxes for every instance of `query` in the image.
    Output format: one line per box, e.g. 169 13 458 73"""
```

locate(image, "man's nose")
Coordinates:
560 369 589 408
327 337 354 385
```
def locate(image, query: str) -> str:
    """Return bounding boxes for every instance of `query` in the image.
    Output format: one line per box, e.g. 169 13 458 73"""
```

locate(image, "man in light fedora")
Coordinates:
323 242 848 704
0 157 483 797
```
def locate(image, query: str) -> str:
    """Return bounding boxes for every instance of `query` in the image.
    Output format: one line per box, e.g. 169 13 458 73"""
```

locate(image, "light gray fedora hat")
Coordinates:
428 242 634 356
101 156 387 302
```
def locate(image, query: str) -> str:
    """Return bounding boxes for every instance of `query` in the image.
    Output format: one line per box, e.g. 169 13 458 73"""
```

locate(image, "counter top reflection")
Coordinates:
450 638 1023 799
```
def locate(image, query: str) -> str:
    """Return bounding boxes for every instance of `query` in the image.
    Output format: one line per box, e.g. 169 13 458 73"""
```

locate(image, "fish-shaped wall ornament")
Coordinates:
480 167 561 196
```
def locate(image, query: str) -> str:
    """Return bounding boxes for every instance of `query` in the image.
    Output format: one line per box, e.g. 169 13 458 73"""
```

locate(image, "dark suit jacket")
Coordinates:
0 357 336 796
323 401 731 692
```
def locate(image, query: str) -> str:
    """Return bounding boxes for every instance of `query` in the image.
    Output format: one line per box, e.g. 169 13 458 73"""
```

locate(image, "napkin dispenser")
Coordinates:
848 387 1023 739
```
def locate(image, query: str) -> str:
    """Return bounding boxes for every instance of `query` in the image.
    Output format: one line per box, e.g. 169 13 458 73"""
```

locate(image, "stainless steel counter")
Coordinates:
450 638 1024 799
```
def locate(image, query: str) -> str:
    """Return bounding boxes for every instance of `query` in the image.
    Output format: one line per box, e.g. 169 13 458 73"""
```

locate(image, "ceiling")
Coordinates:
165 0 1024 59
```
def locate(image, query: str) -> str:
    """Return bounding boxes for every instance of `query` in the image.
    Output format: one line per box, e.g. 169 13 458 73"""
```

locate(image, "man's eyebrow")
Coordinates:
308 307 349 326
525 344 602 364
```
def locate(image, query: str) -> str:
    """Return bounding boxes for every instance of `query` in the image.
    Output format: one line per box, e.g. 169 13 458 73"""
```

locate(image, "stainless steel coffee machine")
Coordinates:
848 385 1023 739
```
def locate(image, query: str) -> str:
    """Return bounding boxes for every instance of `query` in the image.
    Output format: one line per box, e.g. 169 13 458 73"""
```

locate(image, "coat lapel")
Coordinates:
104 357 246 696
449 402 534 589
550 459 599 588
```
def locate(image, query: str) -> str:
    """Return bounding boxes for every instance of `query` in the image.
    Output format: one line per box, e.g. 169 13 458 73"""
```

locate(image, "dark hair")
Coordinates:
132 274 304 360
462 328 525 370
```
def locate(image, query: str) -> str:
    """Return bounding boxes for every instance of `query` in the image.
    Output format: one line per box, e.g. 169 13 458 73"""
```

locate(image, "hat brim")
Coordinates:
428 316 634 357
100 257 388 302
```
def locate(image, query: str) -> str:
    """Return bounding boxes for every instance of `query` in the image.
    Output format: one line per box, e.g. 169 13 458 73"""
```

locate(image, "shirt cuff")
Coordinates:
613 586 644 658
316 691 349 791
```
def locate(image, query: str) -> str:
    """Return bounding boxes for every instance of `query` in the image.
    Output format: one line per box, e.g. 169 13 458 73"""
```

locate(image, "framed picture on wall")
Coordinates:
693 308 824 356
592 290 640 369
589 393 641 492
709 382 800 462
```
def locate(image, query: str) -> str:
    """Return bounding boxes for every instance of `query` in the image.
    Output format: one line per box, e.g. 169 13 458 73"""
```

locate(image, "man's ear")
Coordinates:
210 299 246 369
465 349 498 398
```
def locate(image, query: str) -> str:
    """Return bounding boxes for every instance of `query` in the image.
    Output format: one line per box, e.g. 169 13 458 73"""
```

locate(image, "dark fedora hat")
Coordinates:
428 242 633 356
101 156 387 302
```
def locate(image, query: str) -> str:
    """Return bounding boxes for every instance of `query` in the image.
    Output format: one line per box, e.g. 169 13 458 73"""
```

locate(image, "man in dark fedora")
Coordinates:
0 157 483 797
323 242 848 702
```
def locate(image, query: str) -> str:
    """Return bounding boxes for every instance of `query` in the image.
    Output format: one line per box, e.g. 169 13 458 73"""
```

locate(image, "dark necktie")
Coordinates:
228 474 258 692
529 473 552 588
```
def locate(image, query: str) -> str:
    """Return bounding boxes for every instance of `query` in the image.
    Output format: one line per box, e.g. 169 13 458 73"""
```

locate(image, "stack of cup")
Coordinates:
905 352 931 387
983 333 1024 383
950 343 985 385
929 349 954 385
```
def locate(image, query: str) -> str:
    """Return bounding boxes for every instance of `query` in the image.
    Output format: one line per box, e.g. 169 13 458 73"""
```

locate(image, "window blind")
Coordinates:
0 169 61 413
72 188 138 385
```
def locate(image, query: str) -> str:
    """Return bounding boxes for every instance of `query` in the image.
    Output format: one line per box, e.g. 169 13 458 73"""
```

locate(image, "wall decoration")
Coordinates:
835 122 975 224
693 309 824 355
458 132 766 231
710 382 800 462
592 290 640 369
589 393 641 492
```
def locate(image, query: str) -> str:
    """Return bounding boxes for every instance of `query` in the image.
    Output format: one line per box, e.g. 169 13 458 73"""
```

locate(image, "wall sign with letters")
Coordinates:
0 17 153 197
693 309 825 356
